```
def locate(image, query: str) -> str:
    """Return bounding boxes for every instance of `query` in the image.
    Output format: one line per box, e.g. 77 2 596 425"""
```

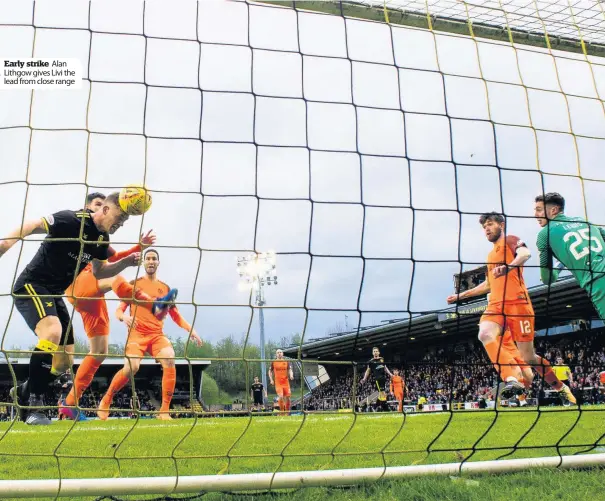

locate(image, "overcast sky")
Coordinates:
1 0 605 352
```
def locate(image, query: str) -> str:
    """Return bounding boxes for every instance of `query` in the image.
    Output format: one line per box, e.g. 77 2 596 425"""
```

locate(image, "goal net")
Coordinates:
1 0 605 499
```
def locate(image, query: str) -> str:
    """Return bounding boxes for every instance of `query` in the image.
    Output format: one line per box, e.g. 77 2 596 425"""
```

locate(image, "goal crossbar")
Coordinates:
2 453 604 499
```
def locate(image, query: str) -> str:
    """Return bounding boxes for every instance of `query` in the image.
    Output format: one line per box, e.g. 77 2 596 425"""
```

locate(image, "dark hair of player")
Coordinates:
144 248 160 260
86 192 106 204
535 192 565 212
479 212 505 225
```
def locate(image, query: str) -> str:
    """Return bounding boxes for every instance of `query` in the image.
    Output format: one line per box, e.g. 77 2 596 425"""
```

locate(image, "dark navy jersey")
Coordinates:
251 383 264 396
15 210 109 293
368 357 386 379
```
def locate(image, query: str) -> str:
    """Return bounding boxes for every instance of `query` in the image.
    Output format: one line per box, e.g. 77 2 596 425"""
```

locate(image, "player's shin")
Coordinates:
66 355 103 406
106 369 129 402
97 369 129 420
160 366 176 416
533 355 564 391
28 339 59 395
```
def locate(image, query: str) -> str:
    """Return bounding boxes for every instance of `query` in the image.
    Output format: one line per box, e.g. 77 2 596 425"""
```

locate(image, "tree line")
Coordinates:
67 332 303 395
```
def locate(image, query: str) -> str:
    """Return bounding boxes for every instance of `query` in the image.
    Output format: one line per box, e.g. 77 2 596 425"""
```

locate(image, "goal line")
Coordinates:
0 452 603 499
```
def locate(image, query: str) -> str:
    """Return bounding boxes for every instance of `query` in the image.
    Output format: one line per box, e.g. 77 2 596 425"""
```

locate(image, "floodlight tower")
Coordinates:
236 251 278 396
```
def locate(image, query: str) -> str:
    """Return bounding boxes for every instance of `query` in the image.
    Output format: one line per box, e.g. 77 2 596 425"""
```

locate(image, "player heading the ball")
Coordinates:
58 192 173 421
0 193 137 425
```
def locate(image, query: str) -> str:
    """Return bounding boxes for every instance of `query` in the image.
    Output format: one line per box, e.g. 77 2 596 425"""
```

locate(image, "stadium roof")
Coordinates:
285 277 597 360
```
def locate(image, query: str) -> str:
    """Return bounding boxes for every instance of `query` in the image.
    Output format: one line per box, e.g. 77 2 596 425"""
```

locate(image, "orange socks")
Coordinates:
161 366 176 412
484 340 521 382
66 356 102 406
105 369 130 403
533 356 563 391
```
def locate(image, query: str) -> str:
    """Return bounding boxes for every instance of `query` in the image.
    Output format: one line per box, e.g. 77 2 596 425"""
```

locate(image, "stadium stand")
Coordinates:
0 358 208 420
1 330 603 419
302 330 605 412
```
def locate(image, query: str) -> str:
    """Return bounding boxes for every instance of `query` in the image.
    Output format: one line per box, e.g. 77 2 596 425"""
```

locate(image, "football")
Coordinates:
118 186 152 216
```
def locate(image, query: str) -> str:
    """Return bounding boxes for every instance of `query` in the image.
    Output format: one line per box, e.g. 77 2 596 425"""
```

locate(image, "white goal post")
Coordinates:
3 0 605 499
1 453 604 499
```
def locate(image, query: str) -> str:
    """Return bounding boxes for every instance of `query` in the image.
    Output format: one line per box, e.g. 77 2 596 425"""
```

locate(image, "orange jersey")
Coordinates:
487 235 530 305
272 360 290 384
125 276 170 336
390 375 404 393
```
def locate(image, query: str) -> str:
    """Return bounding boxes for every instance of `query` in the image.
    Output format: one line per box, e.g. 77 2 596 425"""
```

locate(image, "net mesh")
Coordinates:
1 0 605 499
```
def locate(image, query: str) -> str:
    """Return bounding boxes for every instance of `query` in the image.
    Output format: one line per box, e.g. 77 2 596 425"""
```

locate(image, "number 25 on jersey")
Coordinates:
564 228 603 261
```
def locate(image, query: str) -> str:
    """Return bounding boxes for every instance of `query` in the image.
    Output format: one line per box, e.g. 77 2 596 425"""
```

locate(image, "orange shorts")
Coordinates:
66 269 109 338
275 380 291 398
125 332 172 358
480 301 535 343
394 391 404 401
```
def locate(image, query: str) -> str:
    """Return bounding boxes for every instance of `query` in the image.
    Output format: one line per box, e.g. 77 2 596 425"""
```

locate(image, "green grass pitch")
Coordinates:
0 407 604 501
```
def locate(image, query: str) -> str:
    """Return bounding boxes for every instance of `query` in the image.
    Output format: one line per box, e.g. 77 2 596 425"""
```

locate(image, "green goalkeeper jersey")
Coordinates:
536 213 605 288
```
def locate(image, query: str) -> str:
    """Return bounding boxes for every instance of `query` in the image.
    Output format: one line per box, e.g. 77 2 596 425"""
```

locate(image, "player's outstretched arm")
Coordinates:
268 364 274 385
107 230 156 263
0 218 47 258
91 252 140 279
107 245 140 263
168 307 203 346
447 279 490 304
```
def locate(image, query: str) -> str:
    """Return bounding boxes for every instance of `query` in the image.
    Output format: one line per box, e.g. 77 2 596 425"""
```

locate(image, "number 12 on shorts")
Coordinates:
519 320 532 334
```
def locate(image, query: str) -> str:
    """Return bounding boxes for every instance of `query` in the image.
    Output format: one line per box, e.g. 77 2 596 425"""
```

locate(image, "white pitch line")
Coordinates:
0 413 426 434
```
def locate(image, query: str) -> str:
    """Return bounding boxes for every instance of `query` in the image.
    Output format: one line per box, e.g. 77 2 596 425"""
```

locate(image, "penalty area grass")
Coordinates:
0 406 603 500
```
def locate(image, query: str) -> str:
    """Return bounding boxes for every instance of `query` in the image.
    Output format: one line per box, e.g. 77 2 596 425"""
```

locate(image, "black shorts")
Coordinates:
13 283 74 346
253 395 264 405
375 377 386 392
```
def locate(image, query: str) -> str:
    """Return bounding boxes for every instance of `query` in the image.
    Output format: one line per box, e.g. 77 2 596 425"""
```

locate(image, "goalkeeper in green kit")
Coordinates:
534 192 605 320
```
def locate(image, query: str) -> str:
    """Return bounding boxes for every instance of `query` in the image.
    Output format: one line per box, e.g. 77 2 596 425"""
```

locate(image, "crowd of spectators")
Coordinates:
1 332 604 419
52 386 156 419
302 331 605 411
0 383 157 420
